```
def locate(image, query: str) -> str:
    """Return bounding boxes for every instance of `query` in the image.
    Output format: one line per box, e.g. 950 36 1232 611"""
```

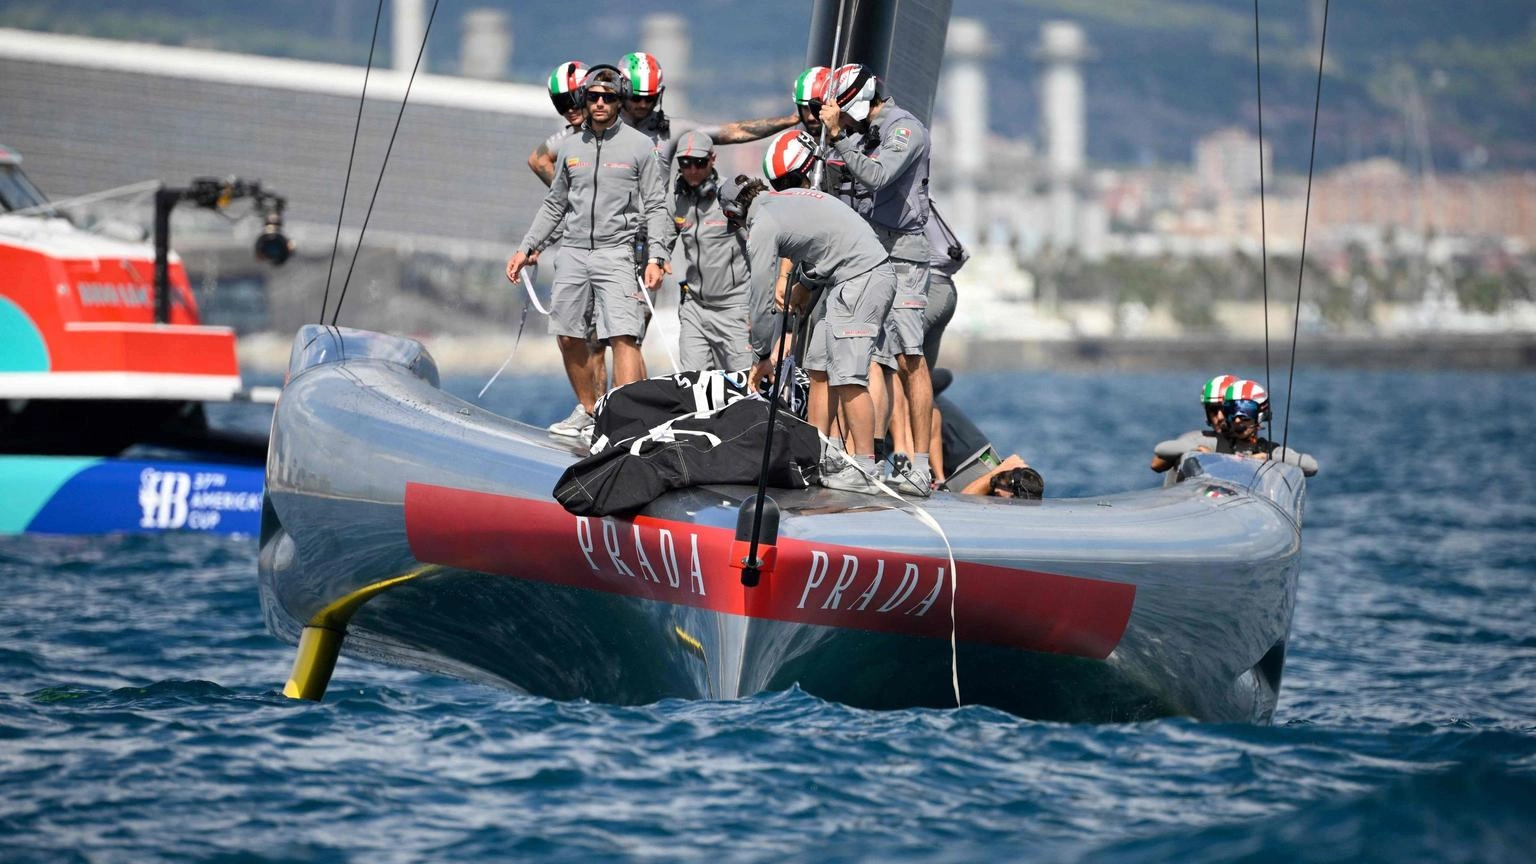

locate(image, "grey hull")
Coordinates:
260 327 1305 723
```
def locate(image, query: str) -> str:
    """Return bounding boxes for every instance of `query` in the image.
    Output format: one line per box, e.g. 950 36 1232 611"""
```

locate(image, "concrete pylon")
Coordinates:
942 17 989 246
460 9 510 80
394 0 426 72
641 13 690 119
1037 21 1088 252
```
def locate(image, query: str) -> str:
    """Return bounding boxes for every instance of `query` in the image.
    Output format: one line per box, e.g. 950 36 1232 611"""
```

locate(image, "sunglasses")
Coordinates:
677 157 710 168
626 93 658 103
585 91 619 104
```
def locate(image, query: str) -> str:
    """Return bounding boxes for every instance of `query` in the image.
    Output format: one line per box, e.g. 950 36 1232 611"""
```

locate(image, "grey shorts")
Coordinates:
922 270 957 370
873 257 930 367
678 298 753 371
802 264 896 387
549 245 647 341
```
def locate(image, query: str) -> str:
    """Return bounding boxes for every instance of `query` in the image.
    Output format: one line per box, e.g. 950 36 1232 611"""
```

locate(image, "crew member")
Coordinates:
506 66 675 436
960 454 1044 499
671 132 752 371
1151 373 1238 472
523 60 610 431
528 60 588 186
1219 380 1320 476
820 63 936 496
734 130 897 494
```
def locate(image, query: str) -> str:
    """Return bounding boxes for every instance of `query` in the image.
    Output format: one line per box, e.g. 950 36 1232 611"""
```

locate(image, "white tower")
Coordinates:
641 13 690 119
942 17 989 246
394 0 426 72
459 9 510 80
1037 21 1087 251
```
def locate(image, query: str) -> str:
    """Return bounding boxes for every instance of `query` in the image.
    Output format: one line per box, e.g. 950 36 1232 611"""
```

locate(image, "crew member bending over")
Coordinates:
732 130 897 494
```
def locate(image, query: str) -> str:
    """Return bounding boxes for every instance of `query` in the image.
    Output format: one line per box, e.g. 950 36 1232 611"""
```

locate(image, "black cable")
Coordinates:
330 0 442 327
741 308 798 586
1283 0 1329 456
1253 0 1274 443
319 0 384 326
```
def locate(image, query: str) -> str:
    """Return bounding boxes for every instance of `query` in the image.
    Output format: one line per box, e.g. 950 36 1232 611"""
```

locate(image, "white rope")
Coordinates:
477 262 538 400
520 260 550 315
637 273 682 374
828 446 962 706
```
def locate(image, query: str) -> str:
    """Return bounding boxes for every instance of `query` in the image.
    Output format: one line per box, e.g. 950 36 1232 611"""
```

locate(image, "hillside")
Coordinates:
3 0 1532 172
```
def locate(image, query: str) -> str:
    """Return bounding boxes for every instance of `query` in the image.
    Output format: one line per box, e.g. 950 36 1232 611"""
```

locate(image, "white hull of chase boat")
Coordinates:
259 327 1305 723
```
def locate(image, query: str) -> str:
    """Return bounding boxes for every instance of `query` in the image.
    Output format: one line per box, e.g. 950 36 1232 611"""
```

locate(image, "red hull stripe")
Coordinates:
404 483 1134 659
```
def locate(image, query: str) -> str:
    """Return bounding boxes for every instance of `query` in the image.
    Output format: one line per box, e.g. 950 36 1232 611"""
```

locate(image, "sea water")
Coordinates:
2 369 1533 862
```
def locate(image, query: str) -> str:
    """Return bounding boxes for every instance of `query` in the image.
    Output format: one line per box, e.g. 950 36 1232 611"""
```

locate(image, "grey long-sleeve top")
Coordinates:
744 189 888 359
519 121 674 260
829 99 931 259
673 181 749 308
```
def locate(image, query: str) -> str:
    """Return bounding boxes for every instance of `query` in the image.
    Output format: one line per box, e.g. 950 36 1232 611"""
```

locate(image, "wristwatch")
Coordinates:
648 256 665 267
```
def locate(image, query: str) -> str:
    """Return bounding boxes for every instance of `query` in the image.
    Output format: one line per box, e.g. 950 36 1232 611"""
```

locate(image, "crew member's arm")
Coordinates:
1269 446 1320 477
823 108 925 191
636 139 674 289
744 215 784 363
960 454 1028 497
700 114 800 145
508 157 572 282
528 141 558 187
1150 430 1207 473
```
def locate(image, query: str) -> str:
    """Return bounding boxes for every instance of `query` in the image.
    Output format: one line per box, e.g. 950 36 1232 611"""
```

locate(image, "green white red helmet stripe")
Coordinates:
549 61 586 95
622 52 664 96
763 130 816 179
793 66 832 105
1222 379 1269 405
1201 374 1238 404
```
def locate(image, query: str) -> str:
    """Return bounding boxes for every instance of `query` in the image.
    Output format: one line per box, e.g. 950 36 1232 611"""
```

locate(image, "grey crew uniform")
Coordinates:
519 121 674 342
830 99 932 362
674 179 753 371
746 189 895 388
625 109 703 170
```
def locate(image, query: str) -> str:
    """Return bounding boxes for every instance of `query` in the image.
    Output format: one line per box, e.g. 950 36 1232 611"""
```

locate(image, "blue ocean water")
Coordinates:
3 369 1534 863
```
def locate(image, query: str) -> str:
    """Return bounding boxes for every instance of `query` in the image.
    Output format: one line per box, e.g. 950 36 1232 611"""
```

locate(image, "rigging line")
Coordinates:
1282 0 1329 455
319 0 385 326
477 262 536 401
1253 0 1274 442
329 0 442 327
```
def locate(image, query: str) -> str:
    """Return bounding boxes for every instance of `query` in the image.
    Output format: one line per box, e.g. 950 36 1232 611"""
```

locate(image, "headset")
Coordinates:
675 169 718 201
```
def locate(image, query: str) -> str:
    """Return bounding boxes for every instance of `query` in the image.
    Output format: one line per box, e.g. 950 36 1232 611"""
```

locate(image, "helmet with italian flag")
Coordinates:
762 129 818 189
1200 374 1239 405
619 51 665 97
793 66 832 107
548 60 587 114
1221 379 1272 423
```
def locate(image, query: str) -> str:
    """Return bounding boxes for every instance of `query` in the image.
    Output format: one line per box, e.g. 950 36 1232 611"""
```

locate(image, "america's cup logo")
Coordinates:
138 469 191 529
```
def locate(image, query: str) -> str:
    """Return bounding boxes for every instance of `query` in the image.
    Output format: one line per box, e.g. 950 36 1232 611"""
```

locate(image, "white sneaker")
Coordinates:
548 403 594 437
820 460 880 495
887 453 931 497
893 464 933 498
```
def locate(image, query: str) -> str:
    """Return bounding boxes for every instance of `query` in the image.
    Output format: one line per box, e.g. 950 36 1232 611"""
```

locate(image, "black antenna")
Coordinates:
320 0 385 325
1283 0 1329 455
330 0 442 327
1253 0 1273 443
